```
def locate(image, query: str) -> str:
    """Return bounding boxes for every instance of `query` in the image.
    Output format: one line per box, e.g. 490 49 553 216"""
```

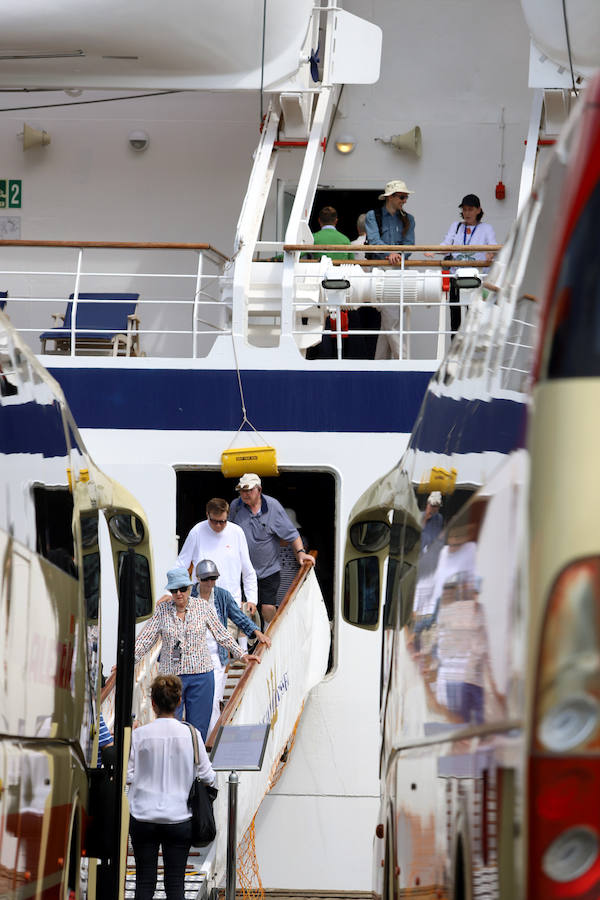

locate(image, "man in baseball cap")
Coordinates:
229 474 314 626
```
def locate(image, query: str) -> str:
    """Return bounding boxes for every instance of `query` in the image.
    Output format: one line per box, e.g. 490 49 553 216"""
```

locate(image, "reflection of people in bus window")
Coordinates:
430 525 477 613
412 523 475 653
434 573 490 724
421 491 443 551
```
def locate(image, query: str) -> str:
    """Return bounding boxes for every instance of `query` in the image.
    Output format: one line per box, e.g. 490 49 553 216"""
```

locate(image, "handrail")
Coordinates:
100 551 317 732
0 239 230 261
206 551 317 748
283 243 502 252
330 259 494 267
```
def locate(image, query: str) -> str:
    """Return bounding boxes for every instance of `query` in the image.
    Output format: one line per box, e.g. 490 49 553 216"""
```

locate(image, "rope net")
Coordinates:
236 704 305 900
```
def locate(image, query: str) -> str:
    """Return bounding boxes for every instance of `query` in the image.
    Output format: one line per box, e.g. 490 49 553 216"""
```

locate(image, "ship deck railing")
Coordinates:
0 239 501 363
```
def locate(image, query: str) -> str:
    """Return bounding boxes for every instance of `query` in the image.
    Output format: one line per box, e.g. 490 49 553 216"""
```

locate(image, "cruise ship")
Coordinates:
1 0 598 897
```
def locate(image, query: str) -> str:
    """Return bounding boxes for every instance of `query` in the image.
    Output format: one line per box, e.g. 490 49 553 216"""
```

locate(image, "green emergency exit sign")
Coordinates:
0 179 22 208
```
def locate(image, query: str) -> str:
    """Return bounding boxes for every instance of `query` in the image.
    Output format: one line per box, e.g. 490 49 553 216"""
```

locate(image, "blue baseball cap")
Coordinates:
165 567 192 591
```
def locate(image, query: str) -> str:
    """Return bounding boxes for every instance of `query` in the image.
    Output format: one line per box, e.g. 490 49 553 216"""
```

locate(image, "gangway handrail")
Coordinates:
206 551 317 749
0 239 230 261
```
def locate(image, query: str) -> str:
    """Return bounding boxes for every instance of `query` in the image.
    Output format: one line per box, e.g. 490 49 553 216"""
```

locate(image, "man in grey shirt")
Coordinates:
229 473 314 626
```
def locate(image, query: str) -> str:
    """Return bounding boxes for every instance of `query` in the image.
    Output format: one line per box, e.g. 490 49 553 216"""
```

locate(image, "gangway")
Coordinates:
102 555 330 898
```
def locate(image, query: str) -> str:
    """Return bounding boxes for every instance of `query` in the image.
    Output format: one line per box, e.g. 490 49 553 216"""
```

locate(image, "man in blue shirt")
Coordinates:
229 473 314 626
364 179 416 359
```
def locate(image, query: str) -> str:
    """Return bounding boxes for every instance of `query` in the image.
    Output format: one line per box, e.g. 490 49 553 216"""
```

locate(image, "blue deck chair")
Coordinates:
40 293 140 355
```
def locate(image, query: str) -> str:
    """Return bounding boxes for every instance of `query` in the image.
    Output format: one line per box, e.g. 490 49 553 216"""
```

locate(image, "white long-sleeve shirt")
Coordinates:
440 220 497 262
127 717 216 823
176 520 257 606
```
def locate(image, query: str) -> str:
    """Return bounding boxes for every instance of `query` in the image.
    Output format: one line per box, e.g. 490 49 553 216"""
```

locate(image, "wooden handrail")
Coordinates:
205 552 318 749
283 243 502 253
0 239 230 261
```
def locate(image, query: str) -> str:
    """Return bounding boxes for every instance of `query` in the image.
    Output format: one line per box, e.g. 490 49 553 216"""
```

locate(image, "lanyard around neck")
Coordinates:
463 223 478 245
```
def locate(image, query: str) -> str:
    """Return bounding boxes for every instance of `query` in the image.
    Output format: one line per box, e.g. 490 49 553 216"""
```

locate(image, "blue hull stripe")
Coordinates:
49 368 432 434
410 392 527 455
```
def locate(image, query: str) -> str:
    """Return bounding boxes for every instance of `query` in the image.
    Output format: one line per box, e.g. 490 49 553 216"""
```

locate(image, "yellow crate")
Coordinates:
221 446 279 479
417 466 457 494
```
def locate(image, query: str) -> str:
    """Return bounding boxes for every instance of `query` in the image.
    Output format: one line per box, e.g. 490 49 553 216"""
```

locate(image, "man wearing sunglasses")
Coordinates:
176 497 258 651
364 179 416 359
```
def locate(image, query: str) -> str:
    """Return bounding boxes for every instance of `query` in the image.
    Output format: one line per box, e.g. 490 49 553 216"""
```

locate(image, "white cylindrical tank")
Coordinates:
521 0 600 73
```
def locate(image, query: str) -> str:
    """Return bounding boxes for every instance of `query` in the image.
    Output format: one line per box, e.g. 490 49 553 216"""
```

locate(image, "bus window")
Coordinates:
81 512 100 620
343 556 380 627
117 551 152 618
544 179 600 379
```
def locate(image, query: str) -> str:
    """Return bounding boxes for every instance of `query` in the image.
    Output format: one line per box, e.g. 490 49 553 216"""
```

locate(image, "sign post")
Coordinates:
211 724 271 900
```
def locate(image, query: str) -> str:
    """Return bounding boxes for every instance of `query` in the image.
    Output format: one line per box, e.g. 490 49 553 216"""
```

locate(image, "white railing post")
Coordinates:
399 251 406 360
192 251 204 359
70 249 84 357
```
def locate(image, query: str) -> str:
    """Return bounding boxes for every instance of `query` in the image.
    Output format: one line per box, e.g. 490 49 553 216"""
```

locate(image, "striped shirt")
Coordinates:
134 596 243 674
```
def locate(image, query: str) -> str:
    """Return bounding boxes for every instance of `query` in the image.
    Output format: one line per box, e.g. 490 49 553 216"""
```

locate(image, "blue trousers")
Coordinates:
176 671 214 741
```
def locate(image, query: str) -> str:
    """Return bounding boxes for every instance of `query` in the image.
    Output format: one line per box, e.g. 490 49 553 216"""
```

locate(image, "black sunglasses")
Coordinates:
200 576 218 582
208 516 227 525
170 586 189 594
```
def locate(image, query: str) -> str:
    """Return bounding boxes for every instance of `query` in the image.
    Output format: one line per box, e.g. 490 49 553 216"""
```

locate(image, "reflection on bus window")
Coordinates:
546 179 600 379
343 556 380 627
83 553 100 620
117 551 152 618
349 521 390 553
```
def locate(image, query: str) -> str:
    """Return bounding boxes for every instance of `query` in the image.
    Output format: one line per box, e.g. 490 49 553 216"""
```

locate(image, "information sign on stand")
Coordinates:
211 724 270 772
211 724 270 900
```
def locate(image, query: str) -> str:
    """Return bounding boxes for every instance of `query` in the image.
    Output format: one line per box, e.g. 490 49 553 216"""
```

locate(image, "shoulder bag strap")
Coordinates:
186 721 200 767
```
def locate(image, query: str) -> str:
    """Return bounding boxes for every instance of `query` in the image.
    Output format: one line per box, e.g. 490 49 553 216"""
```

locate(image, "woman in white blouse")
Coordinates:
127 674 215 899
434 193 497 334
134 567 260 741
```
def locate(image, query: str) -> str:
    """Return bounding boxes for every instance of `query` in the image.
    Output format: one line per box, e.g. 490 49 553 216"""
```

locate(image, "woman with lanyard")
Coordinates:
436 193 497 334
134 567 261 741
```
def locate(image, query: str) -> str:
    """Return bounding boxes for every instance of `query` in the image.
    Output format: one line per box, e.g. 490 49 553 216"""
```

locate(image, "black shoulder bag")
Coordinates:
186 722 218 846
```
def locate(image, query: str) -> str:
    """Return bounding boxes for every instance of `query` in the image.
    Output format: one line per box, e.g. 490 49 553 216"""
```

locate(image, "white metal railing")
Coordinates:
0 240 501 363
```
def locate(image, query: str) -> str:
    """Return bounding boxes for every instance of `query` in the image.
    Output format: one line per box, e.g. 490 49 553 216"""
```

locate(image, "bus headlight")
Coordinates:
542 827 599 883
538 694 600 752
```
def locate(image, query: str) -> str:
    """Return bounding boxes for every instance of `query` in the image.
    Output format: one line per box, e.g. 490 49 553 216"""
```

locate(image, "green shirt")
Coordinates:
312 226 354 260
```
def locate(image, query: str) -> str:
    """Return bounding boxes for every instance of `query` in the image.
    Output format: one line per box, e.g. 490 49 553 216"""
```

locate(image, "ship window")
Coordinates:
117 551 152 618
544 179 600 379
343 556 379 628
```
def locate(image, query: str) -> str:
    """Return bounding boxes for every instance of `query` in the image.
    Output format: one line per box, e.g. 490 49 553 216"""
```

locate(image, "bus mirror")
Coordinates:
350 521 390 553
108 513 145 546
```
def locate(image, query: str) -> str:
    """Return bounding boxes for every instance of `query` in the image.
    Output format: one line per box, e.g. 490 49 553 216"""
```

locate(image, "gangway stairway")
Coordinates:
102 556 330 898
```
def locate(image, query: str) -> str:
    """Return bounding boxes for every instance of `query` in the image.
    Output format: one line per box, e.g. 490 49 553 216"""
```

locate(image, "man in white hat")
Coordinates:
422 491 444 551
364 179 416 359
229 474 314 626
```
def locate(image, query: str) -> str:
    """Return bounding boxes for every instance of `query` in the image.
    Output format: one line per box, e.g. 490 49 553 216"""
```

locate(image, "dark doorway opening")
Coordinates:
34 486 76 576
176 469 336 622
309 188 382 240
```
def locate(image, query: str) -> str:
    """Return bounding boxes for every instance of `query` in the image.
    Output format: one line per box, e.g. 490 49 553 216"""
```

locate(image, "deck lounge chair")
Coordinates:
40 293 140 356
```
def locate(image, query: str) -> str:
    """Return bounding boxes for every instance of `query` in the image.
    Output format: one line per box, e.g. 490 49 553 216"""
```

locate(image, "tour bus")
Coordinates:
343 73 600 900
0 308 155 898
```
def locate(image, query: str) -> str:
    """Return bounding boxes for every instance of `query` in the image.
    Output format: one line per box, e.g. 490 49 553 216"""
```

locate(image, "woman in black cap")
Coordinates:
437 194 497 333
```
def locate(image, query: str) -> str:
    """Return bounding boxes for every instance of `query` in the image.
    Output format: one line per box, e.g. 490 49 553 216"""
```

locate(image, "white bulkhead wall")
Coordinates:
0 0 532 256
